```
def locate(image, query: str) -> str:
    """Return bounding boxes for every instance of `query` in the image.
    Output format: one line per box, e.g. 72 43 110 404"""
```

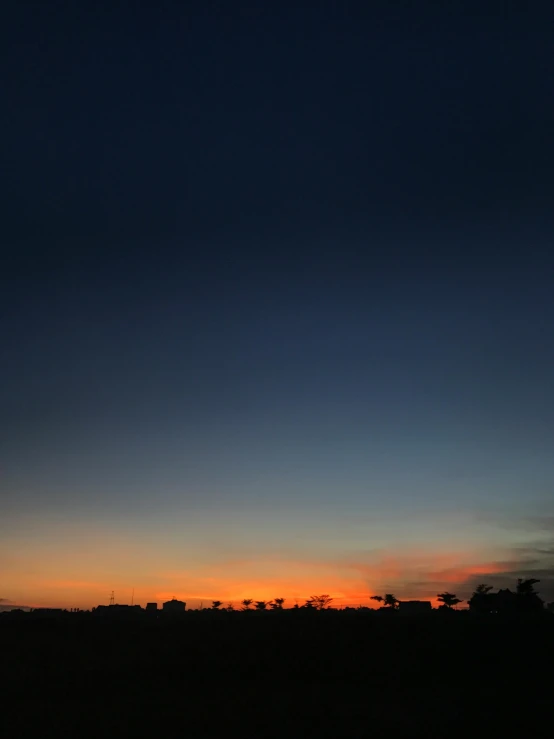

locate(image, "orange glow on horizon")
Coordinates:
0 549 519 611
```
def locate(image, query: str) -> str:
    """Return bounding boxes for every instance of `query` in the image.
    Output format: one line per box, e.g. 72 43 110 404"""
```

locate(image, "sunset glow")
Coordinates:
1 511 547 610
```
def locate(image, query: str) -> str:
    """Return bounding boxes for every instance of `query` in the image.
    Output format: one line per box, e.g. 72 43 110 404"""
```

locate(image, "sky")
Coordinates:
2 0 554 610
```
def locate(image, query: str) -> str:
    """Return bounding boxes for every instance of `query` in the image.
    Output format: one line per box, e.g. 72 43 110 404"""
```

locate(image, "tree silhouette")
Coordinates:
211 600 223 610
255 601 268 611
241 599 253 611
468 580 545 615
271 598 285 610
226 603 234 612
371 593 398 608
516 578 540 595
475 584 493 596
305 594 333 610
468 584 495 614
515 578 544 612
437 592 462 609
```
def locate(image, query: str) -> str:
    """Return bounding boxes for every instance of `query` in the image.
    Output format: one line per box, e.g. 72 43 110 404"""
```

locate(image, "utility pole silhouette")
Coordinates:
109 591 115 606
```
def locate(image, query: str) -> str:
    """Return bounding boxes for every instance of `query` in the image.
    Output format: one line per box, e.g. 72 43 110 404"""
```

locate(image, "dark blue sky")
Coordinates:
2 1 554 608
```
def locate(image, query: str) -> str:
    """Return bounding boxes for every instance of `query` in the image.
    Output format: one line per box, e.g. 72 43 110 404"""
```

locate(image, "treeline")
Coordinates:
203 577 551 614
2 578 552 619
206 594 333 611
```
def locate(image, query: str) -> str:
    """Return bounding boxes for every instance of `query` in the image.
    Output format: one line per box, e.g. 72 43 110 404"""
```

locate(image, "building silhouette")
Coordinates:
162 598 186 613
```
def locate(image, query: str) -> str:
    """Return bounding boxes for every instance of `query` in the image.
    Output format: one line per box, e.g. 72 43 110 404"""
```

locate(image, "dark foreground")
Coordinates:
2 612 553 738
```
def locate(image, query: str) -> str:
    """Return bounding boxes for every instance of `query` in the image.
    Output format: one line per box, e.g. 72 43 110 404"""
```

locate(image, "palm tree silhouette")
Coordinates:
437 592 462 609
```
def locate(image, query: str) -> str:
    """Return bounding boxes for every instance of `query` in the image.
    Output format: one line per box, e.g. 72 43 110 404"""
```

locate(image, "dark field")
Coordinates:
2 612 553 737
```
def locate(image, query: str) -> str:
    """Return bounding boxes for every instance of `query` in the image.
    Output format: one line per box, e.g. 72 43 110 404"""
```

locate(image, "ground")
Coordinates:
2 611 553 737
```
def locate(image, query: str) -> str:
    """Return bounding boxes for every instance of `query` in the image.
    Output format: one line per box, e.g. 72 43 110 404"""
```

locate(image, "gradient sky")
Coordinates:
2 1 554 610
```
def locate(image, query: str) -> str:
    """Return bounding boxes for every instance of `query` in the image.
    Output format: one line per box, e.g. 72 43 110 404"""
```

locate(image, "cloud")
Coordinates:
336 545 554 604
417 539 554 602
158 546 554 607
531 516 554 532
472 511 554 534
40 580 105 589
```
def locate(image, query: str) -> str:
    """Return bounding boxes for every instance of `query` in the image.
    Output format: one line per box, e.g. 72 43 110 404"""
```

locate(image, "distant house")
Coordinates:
398 600 433 614
146 602 158 611
162 599 186 613
468 587 544 615
495 589 518 611
469 588 517 615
